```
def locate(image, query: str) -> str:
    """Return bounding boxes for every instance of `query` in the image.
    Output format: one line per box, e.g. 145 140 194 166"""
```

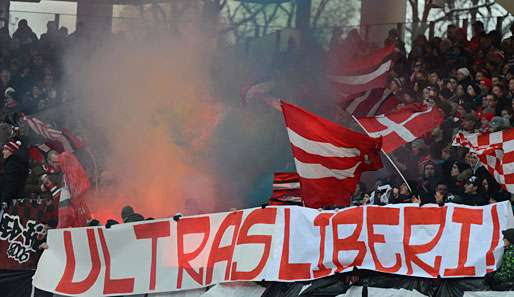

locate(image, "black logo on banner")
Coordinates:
0 213 45 264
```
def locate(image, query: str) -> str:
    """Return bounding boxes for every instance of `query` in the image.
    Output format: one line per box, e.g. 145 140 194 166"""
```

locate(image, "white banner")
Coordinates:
33 202 513 296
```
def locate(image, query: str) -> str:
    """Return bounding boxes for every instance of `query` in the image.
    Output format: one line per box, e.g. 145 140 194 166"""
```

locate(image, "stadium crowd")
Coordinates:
1 15 514 292
325 21 514 288
0 19 69 210
324 22 514 209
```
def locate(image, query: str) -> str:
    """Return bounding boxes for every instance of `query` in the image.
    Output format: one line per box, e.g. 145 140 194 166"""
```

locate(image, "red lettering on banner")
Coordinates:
331 207 366 272
279 208 311 280
313 213 334 278
444 208 483 276
176 216 210 289
55 229 101 294
486 205 500 273
205 211 243 285
98 229 135 294
134 221 171 290
403 207 446 277
367 207 401 273
231 208 277 280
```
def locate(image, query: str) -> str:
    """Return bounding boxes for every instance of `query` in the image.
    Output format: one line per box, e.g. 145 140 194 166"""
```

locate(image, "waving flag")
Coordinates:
329 45 395 95
453 129 514 193
281 101 382 208
341 88 400 117
268 172 302 206
21 115 80 152
56 151 91 228
356 104 444 153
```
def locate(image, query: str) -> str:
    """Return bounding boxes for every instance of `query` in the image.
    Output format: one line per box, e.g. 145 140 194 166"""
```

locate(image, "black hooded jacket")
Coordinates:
0 152 29 203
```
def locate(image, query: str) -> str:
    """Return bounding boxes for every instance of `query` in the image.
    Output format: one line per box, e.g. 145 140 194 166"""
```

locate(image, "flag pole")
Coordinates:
351 115 413 192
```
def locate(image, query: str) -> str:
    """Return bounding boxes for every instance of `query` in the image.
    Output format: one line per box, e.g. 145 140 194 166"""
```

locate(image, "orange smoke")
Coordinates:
65 30 225 222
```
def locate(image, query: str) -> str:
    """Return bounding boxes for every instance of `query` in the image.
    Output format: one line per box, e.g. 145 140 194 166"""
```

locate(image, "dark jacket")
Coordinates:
23 163 63 200
460 192 488 206
0 153 29 203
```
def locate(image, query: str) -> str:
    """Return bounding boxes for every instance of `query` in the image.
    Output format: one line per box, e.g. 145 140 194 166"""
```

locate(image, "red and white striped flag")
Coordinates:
21 115 79 152
281 101 383 208
22 115 62 140
329 45 395 95
453 129 514 193
341 88 400 117
356 104 444 153
268 172 302 206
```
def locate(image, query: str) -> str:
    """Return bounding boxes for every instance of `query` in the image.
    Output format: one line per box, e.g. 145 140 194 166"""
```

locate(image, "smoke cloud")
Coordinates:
62 21 291 222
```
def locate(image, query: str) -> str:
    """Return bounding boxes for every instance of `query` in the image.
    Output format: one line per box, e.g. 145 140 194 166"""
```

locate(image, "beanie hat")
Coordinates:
121 205 135 222
466 175 480 188
480 78 493 89
479 112 494 122
3 140 21 153
4 87 17 109
457 67 471 77
502 228 514 243
4 87 15 97
489 116 510 131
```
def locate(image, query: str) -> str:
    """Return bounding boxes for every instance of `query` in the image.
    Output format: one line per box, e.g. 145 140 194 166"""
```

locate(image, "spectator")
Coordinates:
448 161 470 191
483 93 499 114
461 113 478 133
470 21 485 54
433 181 448 205
460 175 488 206
119 204 145 223
479 112 494 133
456 67 472 85
391 182 412 203
0 140 29 204
12 19 37 45
465 152 489 181
418 160 438 200
24 150 63 200
487 228 514 289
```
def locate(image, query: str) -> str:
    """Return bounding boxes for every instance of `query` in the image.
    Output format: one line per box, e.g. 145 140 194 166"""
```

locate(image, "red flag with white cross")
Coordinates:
356 104 444 153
